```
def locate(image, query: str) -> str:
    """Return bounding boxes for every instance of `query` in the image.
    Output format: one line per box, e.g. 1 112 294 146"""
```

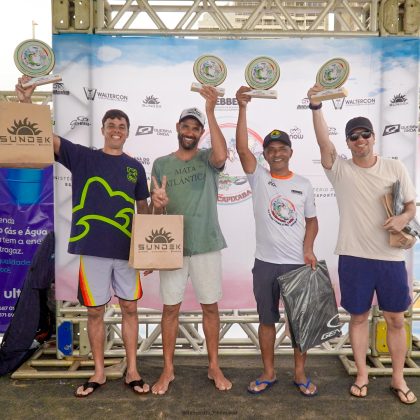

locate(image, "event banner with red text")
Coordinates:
51 35 419 310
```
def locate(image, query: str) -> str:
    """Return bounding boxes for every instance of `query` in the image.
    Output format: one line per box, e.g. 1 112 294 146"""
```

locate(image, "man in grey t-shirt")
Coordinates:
150 85 231 395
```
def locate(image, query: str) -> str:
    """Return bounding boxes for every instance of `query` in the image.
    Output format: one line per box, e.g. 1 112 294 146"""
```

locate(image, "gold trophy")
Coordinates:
191 55 227 97
243 56 280 99
14 39 62 88
311 58 349 102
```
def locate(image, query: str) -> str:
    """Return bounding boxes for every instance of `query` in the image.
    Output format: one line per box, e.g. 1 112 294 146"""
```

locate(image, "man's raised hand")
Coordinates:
151 175 169 210
15 76 36 103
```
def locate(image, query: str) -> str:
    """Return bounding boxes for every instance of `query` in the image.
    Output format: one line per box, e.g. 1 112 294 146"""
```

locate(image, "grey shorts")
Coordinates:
252 258 303 324
159 251 222 305
78 255 143 307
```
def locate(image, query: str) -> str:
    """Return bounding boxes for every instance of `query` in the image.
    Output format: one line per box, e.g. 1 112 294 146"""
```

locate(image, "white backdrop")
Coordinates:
52 35 419 310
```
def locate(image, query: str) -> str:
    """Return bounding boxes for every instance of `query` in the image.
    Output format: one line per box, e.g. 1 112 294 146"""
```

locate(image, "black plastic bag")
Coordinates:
278 260 341 353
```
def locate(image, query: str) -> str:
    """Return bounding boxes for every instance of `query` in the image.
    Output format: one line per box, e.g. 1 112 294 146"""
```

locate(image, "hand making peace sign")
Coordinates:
151 175 169 210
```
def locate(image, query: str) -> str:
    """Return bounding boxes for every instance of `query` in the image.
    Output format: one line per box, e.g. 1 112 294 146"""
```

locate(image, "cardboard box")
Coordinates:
0 102 54 168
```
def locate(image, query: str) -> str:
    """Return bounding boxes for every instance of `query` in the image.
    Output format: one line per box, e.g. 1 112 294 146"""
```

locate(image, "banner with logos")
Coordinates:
0 167 54 332
52 34 419 309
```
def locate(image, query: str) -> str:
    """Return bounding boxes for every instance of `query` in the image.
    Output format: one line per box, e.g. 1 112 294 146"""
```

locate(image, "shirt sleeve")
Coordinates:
397 160 416 203
55 137 84 171
323 155 342 187
304 179 317 218
246 163 261 189
204 148 225 172
134 162 150 200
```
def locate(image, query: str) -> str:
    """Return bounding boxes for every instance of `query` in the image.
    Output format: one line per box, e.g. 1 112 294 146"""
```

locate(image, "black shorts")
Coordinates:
252 258 303 324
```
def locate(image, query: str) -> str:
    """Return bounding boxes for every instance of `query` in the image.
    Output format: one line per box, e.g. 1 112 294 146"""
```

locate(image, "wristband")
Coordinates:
308 102 322 110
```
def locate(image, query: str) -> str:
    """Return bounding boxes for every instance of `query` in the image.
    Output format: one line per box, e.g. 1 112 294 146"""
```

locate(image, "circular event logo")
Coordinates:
269 196 297 226
193 55 227 87
14 39 56 77
316 57 349 90
245 56 280 90
199 122 265 205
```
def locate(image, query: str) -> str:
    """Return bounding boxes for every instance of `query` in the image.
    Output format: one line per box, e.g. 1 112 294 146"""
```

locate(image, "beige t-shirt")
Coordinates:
325 156 416 261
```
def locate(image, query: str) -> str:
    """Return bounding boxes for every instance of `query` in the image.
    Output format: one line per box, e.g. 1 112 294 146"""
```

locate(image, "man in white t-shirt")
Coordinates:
307 84 417 405
235 86 319 396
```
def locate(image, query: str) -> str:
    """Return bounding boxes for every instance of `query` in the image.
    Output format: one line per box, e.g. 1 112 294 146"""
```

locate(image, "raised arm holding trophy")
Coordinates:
243 56 280 99
191 55 227 97
310 57 349 102
14 39 62 88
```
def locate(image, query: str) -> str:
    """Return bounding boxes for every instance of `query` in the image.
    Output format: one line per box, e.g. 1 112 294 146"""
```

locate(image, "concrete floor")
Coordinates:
1 354 420 419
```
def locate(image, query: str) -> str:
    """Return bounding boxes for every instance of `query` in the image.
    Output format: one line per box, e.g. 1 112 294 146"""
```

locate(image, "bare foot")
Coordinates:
125 372 150 394
208 366 232 391
151 371 175 395
75 375 106 397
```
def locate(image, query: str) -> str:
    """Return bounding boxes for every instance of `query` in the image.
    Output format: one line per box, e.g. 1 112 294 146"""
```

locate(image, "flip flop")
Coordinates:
74 381 105 398
350 383 368 398
247 378 278 394
390 386 417 405
293 378 318 397
125 379 149 395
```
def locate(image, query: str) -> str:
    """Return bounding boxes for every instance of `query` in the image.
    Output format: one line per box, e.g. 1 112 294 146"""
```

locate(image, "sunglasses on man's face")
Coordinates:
348 130 372 142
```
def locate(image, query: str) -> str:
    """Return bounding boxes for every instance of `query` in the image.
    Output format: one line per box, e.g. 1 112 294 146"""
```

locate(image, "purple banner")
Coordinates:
0 166 54 332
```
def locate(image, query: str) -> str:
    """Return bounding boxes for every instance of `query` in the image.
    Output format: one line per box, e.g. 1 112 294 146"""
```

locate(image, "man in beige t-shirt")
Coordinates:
307 84 417 405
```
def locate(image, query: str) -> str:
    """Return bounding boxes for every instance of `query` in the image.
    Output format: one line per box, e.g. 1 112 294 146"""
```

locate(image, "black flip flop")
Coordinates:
125 379 150 394
349 383 368 398
390 386 417 404
75 381 105 398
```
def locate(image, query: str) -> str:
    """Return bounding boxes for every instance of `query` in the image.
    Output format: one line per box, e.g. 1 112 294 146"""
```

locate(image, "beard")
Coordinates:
178 133 200 150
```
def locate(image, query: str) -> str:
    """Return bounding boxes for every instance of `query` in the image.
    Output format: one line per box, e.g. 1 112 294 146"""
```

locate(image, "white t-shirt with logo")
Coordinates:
247 164 317 264
325 156 416 261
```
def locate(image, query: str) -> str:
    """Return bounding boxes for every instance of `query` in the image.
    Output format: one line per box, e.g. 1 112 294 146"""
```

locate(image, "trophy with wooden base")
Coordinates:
311 58 349 102
191 55 227 97
14 39 62 88
243 56 280 99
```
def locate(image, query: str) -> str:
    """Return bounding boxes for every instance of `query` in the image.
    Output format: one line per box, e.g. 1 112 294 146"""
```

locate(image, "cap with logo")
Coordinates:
179 107 206 127
263 129 292 148
345 116 374 138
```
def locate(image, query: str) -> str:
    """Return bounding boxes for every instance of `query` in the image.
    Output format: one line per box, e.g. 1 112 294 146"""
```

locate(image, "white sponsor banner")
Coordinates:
52 35 419 309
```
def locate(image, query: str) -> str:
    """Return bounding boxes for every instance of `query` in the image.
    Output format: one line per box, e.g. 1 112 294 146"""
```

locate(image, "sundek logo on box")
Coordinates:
0 118 51 145
138 227 182 252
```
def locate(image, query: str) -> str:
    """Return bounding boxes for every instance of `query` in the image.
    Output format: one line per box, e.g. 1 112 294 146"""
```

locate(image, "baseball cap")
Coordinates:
179 107 206 127
263 129 292 148
345 117 374 138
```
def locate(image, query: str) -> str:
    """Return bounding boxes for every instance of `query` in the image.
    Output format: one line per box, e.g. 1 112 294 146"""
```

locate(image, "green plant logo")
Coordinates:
127 167 138 183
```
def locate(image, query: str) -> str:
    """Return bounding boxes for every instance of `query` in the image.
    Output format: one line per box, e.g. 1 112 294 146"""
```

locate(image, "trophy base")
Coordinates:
244 89 277 99
191 82 225 97
311 87 348 102
21 74 62 88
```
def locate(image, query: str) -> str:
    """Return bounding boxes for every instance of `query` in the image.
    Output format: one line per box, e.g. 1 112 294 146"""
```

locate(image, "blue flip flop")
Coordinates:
293 378 318 397
247 378 278 394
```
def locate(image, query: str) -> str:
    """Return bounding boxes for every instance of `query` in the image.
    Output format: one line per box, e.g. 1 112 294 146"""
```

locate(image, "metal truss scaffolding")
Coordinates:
4 0 420 379
0 91 52 105
10 286 420 378
52 0 420 37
